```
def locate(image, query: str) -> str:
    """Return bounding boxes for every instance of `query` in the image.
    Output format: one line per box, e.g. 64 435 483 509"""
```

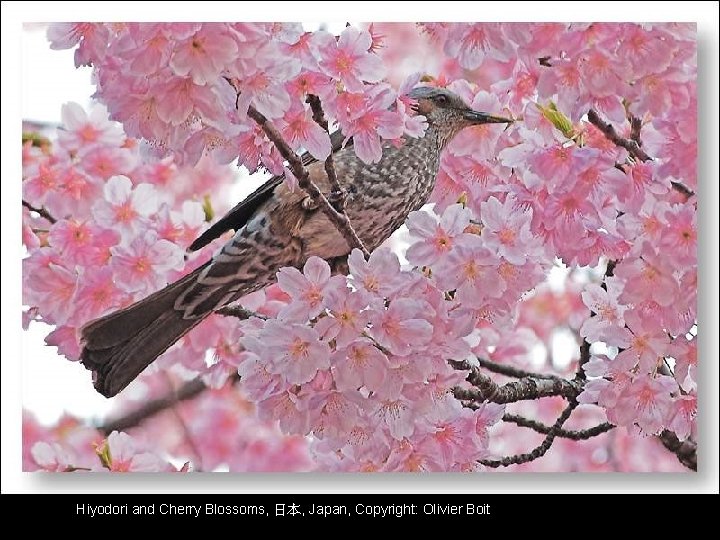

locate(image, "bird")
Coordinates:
80 86 512 398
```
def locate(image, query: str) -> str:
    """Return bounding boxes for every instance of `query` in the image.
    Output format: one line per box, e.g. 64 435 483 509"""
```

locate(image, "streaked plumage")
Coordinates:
80 87 512 397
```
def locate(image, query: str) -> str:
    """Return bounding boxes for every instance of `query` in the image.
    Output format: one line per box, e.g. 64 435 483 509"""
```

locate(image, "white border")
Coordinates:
2 1 718 493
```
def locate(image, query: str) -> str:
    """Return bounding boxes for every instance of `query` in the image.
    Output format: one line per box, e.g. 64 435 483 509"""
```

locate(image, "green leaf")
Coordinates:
537 102 575 139
22 132 51 149
95 440 113 470
202 194 214 222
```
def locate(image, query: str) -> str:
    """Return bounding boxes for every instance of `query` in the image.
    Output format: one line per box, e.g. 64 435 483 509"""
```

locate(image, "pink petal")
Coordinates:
303 256 330 285
303 122 332 161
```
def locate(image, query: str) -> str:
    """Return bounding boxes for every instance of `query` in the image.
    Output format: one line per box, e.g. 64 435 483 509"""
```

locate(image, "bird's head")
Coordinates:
407 86 512 147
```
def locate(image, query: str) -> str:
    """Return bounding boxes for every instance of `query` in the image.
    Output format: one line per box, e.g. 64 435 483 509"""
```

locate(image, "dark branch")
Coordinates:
658 430 697 472
629 115 643 145
100 374 241 435
480 399 579 468
587 109 694 198
576 339 591 381
671 181 695 199
538 56 552 67
246 104 370 257
306 94 346 213
476 357 564 381
100 378 208 434
450 360 581 404
22 200 56 224
503 414 614 440
587 109 652 162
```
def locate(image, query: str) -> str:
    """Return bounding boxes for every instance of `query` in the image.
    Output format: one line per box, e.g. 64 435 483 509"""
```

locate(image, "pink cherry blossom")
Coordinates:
580 278 631 345
613 375 678 435
169 26 238 85
613 309 672 373
276 256 345 322
92 175 159 237
48 23 111 66
332 339 390 393
315 286 371 348
368 298 433 356
339 85 404 164
614 243 680 307
405 204 473 266
99 431 175 472
58 102 125 151
443 23 512 69
71 266 128 326
480 195 539 265
434 238 506 309
31 442 76 472
257 321 331 385
347 248 405 300
665 393 696 441
317 27 385 92
111 231 185 294
280 105 332 160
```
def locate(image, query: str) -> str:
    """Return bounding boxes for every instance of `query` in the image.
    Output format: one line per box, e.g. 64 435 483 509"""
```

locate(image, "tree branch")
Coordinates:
587 109 652 162
503 413 614 441
22 200 56 224
306 94 346 213
480 399 579 468
629 115 643 145
246 104 370 257
475 357 564 381
658 430 697 472
449 360 581 404
670 181 695 199
100 378 210 434
99 374 241 435
587 109 694 198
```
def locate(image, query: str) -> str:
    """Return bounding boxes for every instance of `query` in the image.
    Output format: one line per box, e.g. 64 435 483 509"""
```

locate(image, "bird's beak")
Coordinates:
463 110 513 125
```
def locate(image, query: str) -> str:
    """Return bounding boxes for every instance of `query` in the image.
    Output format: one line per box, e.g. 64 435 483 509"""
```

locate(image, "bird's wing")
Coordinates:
188 130 352 252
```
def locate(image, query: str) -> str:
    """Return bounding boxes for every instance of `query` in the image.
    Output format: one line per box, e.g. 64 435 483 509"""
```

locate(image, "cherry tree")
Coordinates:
22 22 696 472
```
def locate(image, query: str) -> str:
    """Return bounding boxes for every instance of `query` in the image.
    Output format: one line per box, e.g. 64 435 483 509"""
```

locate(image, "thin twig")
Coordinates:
246 104 370 257
306 94 346 213
670 181 695 199
475 357 564 381
587 109 694 198
480 399 579 468
22 200 56 224
629 115 643 145
162 373 204 471
587 109 652 162
169 405 204 471
503 414 614 440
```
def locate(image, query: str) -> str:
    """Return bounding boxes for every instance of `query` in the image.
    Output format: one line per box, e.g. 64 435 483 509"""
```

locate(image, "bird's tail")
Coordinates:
80 263 210 398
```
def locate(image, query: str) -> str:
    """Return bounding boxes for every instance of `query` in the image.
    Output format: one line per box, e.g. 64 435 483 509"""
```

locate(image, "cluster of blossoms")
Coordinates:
24 412 177 472
22 106 312 471
48 23 424 169
25 385 312 472
420 22 697 443
22 102 236 362
22 22 696 472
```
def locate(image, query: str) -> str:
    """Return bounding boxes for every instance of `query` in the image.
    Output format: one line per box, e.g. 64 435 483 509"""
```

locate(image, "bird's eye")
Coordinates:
434 94 448 105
